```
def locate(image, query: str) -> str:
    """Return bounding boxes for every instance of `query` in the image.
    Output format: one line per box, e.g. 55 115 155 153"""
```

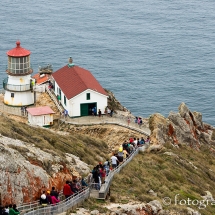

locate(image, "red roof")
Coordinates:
7 41 31 57
32 73 50 85
52 65 107 99
27 106 55 116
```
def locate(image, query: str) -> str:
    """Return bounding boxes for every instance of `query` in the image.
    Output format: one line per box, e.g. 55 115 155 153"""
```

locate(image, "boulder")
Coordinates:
201 191 215 202
148 189 157 197
168 112 199 146
147 200 162 214
187 207 201 215
90 210 100 215
149 113 170 145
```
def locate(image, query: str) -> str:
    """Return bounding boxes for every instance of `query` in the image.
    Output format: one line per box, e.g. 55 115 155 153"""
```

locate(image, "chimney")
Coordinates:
68 57 75 68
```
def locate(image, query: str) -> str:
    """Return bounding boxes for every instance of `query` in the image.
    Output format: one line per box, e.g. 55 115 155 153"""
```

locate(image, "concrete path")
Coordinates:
62 115 151 136
0 92 151 136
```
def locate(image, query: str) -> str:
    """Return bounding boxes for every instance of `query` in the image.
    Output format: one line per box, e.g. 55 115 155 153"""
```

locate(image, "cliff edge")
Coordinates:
148 102 215 153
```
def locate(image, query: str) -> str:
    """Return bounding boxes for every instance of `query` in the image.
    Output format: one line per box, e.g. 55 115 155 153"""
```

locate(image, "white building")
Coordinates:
52 58 108 117
27 106 55 127
32 73 50 93
3 41 34 106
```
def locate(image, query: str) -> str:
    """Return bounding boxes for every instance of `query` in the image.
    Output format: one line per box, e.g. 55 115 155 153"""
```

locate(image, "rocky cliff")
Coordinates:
148 102 215 152
0 135 90 205
0 112 145 206
1 100 215 215
105 89 129 112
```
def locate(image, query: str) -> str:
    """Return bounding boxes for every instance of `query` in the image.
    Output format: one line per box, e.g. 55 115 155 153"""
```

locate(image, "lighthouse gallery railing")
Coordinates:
3 78 32 92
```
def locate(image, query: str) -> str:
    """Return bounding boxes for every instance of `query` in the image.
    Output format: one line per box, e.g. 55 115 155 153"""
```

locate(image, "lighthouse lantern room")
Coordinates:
3 41 34 106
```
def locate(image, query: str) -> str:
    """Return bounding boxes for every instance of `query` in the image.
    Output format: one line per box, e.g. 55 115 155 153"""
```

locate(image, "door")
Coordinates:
88 103 97 115
80 103 97 116
80 104 88 116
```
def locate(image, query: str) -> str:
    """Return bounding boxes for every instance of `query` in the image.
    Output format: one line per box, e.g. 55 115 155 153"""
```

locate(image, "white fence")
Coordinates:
17 191 64 212
23 188 90 215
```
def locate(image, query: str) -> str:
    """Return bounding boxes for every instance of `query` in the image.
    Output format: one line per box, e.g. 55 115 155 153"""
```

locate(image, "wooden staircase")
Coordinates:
45 85 63 113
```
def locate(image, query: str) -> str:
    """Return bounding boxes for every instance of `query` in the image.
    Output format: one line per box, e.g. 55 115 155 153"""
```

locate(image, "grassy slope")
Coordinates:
1 113 215 214
0 114 108 167
110 144 215 215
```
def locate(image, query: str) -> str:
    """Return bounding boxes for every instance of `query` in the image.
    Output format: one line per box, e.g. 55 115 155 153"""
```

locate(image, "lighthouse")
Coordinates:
3 41 34 106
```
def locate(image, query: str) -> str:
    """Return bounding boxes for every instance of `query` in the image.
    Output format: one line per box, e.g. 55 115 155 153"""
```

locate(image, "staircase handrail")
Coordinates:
17 191 64 212
23 187 90 215
98 145 145 199
21 146 146 214
45 85 63 113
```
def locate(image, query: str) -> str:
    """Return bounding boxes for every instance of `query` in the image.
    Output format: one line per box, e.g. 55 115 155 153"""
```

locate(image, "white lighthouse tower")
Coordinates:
3 41 34 106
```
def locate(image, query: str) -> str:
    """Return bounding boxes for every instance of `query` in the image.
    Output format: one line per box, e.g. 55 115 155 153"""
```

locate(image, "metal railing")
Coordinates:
45 85 63 113
98 145 146 199
114 113 144 127
20 145 147 214
39 64 53 73
3 78 32 92
23 187 90 215
18 174 90 213
18 201 40 213
17 191 64 212
64 116 150 137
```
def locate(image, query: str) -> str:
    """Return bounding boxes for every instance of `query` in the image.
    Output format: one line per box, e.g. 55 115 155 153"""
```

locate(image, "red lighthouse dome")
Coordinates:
7 41 31 57
6 40 32 76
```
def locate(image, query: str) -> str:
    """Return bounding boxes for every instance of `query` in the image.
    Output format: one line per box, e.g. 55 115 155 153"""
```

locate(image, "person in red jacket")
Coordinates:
50 195 60 205
63 180 73 200
99 167 106 184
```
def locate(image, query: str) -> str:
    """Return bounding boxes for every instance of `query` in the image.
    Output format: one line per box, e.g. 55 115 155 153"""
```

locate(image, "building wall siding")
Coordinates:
53 81 107 117
28 114 53 126
69 89 107 117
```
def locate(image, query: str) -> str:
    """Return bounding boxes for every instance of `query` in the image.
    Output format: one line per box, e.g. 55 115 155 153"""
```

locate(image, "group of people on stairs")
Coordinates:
0 204 20 215
39 177 88 206
87 136 150 190
0 135 149 215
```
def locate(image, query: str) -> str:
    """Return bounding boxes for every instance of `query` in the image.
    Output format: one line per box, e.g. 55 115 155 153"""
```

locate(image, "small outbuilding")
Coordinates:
27 106 55 127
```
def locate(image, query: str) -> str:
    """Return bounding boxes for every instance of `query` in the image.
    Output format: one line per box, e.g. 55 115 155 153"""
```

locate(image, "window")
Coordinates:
64 95 66 105
11 93 14 98
86 93 90 100
8 56 30 74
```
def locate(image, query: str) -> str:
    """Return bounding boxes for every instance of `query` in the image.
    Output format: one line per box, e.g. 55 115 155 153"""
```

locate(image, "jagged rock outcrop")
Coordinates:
105 89 129 112
148 102 215 150
0 135 90 205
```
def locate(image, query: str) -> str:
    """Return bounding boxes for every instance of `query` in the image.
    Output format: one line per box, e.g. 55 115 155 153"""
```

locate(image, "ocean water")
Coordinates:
0 0 215 125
